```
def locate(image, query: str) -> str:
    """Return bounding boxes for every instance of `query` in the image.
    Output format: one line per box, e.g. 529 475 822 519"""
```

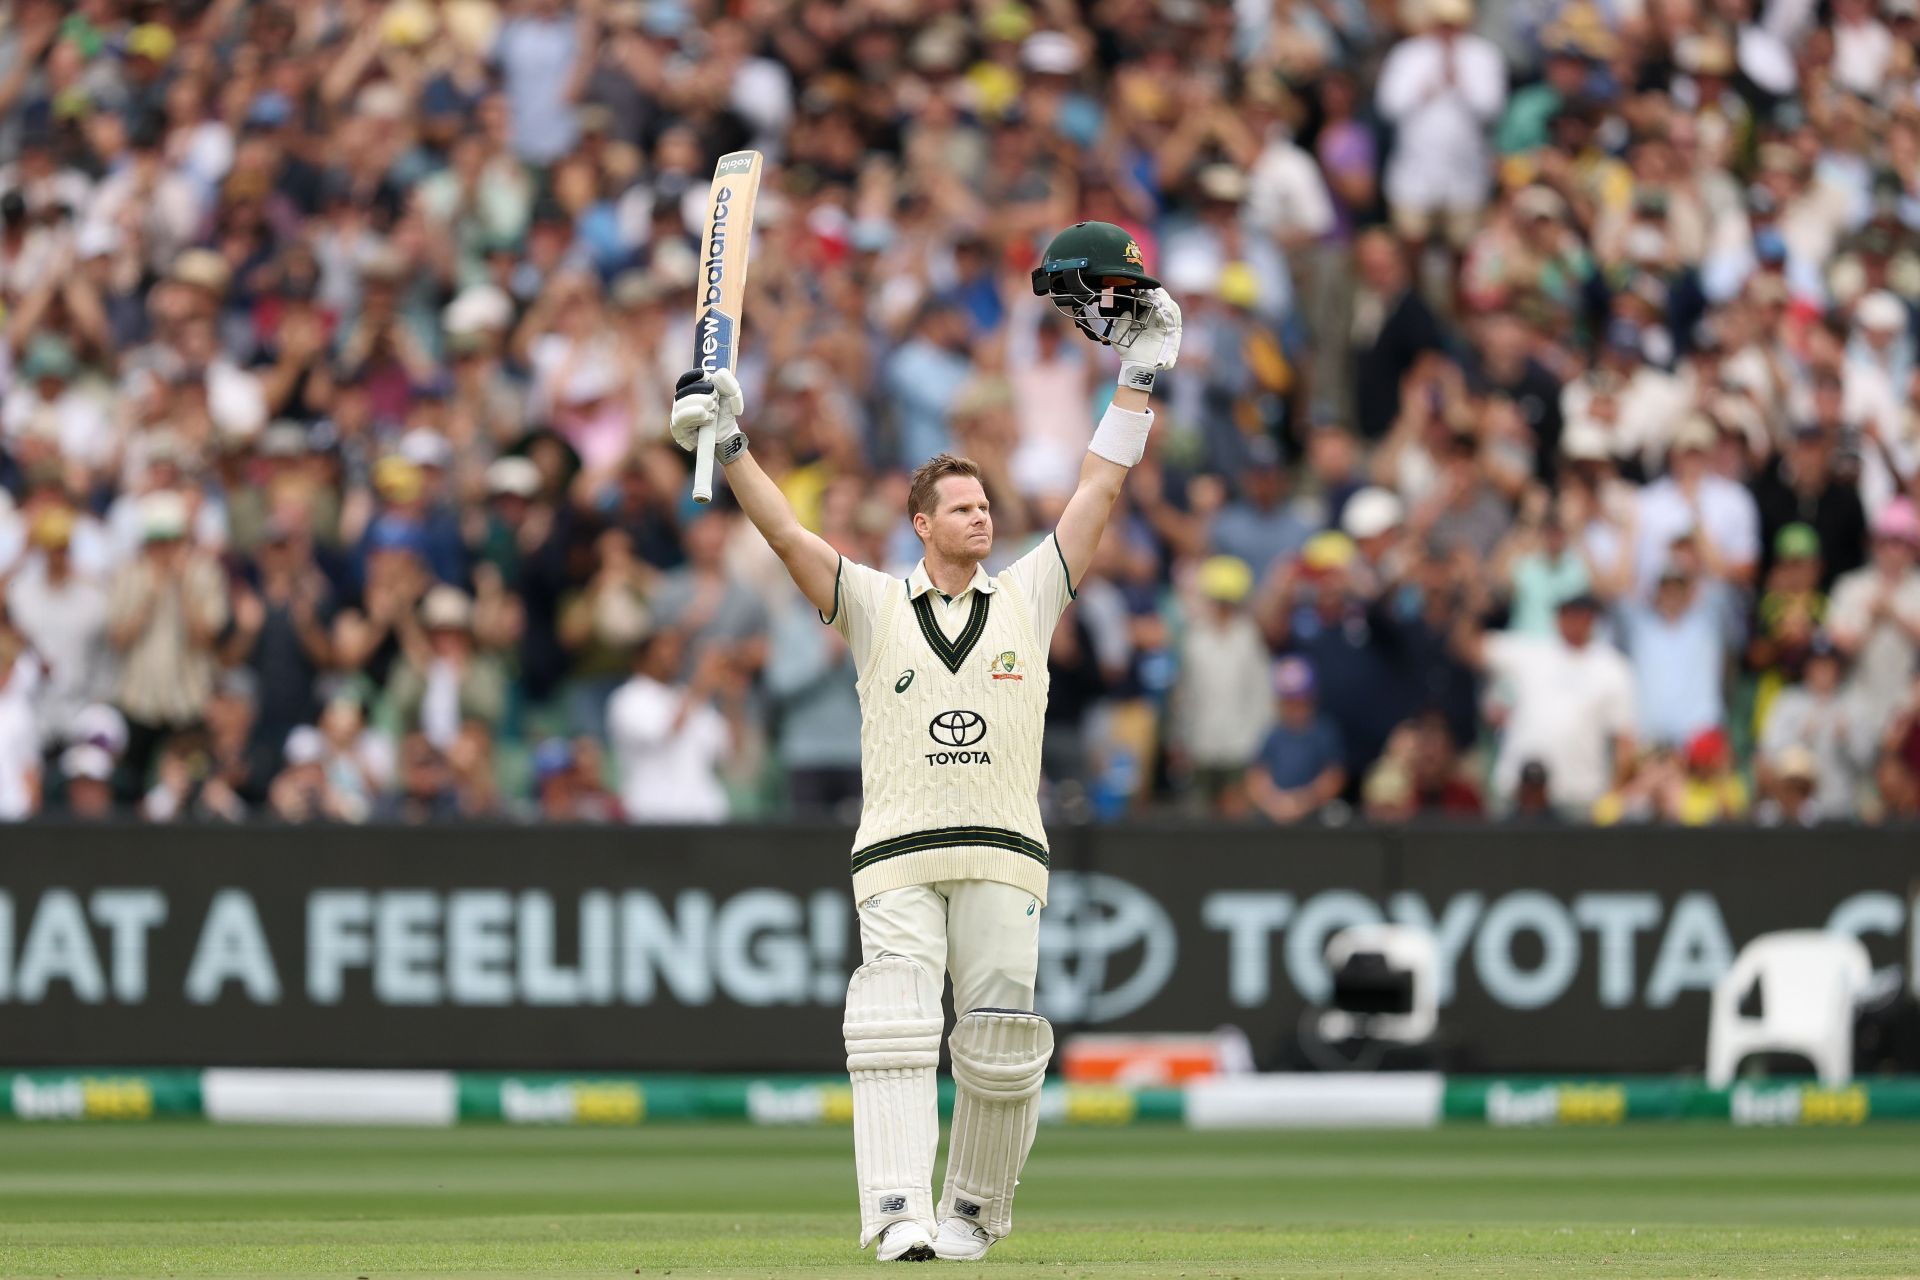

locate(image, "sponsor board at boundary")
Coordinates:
9 1069 1919 1127
1 825 1914 1072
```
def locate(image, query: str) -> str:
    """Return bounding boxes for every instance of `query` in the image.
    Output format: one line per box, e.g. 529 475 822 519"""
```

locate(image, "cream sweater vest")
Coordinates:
847 574 1051 905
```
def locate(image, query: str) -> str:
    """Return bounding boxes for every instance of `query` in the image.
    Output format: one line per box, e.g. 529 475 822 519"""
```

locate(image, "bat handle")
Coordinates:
692 420 718 504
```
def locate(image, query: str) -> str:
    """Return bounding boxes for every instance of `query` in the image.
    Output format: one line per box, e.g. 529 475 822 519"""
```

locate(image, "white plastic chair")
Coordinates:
1705 930 1872 1088
1318 924 1439 1046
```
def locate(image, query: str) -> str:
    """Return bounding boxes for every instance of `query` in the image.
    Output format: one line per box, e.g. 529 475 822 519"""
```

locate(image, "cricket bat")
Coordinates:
690 149 764 504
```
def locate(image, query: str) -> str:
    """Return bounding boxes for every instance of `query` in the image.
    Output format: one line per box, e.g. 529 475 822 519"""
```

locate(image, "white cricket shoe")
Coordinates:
876 1221 936 1262
932 1218 994 1261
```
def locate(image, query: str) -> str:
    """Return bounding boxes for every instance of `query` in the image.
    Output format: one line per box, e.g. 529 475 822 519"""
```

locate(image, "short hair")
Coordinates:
907 453 983 524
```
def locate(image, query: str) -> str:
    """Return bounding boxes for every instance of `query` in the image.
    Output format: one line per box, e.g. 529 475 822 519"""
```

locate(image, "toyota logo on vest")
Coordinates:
926 710 990 764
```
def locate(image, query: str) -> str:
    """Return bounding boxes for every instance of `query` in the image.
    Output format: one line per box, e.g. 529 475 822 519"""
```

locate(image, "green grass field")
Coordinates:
2 1124 1917 1279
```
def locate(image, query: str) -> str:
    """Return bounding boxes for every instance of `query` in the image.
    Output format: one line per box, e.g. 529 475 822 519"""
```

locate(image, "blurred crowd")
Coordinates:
1 0 1919 827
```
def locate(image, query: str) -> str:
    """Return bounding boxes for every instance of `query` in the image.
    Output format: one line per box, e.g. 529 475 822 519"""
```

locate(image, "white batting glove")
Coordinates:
670 367 749 463
1112 288 1182 393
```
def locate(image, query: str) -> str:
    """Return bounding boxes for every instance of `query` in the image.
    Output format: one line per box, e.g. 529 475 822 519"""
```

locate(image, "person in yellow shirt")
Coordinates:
1673 726 1749 825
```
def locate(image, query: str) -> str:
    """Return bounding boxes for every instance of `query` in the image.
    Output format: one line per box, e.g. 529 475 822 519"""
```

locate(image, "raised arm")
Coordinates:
1053 385 1149 587
727 453 840 615
670 369 840 617
1051 290 1183 586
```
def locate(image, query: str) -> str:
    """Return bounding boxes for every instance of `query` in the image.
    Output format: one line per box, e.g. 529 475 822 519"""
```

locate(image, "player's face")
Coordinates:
918 475 993 562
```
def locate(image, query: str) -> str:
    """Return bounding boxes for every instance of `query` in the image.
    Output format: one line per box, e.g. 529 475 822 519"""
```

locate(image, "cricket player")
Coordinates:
669 222 1181 1261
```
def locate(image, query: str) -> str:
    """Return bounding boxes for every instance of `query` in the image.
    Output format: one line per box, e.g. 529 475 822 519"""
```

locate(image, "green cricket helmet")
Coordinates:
1031 221 1160 347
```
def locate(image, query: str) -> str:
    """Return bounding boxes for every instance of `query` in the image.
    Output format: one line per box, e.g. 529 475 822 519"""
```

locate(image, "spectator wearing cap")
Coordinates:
1260 531 1410 785
0 629 42 819
104 431 226 564
444 284 529 445
1458 590 1636 816
1750 418 1869 591
262 724 353 825
1494 27 1596 157
56 743 117 821
1849 289 1913 399
1374 0 1507 252
1207 437 1313 582
1747 523 1829 724
372 731 461 824
608 626 739 824
357 453 465 587
1846 291 1919 516
334 513 434 690
1632 413 1759 595
104 491 230 788
1170 556 1273 814
1669 727 1749 826
474 455 546 588
1342 486 1407 585
4 505 110 747
1759 632 1873 820
1244 657 1346 824
1755 745 1824 827
3 333 113 474
1619 555 1729 748
385 585 509 754
1827 498 1920 738
397 427 471 579
530 737 619 824
224 421 334 557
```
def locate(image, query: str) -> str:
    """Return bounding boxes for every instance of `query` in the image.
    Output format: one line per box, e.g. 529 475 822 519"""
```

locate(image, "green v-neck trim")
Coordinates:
910 588 991 674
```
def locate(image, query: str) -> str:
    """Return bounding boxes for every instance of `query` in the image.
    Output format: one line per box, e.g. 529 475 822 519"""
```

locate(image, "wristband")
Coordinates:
1118 361 1158 393
1088 402 1154 467
717 430 750 465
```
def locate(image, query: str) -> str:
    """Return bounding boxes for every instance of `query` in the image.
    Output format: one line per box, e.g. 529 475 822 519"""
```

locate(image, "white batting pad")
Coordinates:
845 954 943 1247
937 1008 1054 1239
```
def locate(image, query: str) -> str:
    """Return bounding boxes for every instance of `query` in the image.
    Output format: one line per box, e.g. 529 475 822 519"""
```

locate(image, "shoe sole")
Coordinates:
884 1242 936 1262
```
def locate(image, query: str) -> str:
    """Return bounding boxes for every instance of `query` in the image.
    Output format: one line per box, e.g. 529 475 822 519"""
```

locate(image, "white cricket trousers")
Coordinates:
857 880 1041 1013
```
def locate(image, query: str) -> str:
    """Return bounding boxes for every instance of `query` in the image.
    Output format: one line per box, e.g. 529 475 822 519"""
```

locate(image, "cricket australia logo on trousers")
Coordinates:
927 710 990 764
